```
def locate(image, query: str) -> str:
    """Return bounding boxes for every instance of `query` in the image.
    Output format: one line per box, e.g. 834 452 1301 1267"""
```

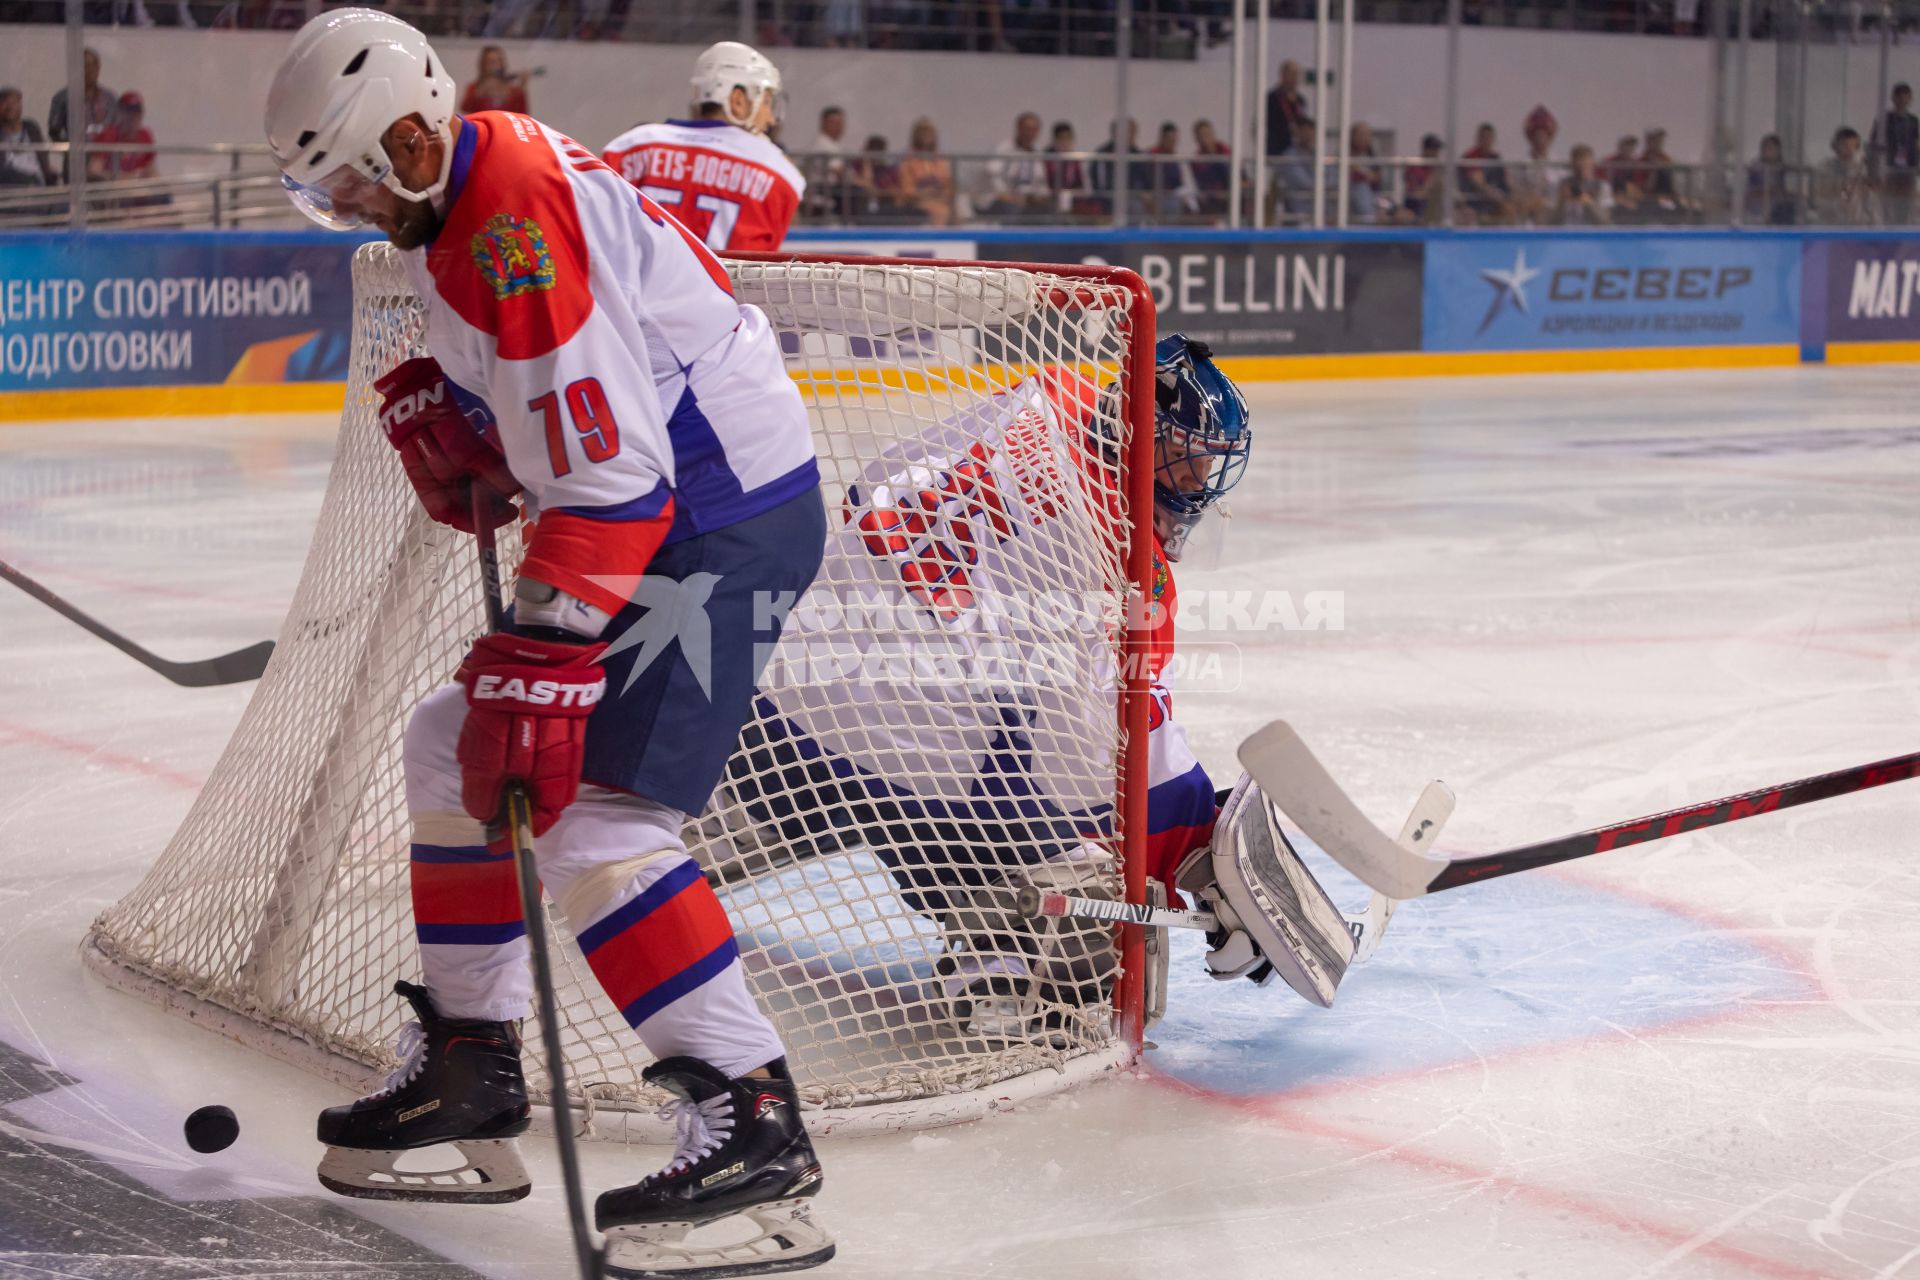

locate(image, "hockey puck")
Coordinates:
184 1105 239 1154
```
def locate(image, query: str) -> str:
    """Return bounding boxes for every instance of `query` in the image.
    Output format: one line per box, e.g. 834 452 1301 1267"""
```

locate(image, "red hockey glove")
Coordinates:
456 631 608 836
376 357 521 533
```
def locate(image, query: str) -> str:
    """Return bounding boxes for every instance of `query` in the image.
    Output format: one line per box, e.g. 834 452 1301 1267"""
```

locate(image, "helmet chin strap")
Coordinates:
731 88 773 133
380 122 457 213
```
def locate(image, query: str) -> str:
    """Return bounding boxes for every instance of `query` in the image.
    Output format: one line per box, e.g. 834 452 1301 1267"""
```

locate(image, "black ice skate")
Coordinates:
315 980 532 1204
596 1056 832 1279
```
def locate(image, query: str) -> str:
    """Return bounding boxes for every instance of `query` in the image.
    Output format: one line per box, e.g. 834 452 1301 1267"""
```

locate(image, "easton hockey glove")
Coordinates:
456 632 608 836
377 357 521 533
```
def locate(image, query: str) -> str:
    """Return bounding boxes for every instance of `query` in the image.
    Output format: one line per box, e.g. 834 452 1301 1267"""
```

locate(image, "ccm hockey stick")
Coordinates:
1015 780 1453 965
0 557 274 687
1239 720 1920 901
470 496 603 1280
1346 779 1453 963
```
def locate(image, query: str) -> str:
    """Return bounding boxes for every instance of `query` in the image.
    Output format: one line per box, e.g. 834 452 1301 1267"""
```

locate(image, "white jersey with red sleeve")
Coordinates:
400 111 818 619
759 369 1218 883
600 119 804 252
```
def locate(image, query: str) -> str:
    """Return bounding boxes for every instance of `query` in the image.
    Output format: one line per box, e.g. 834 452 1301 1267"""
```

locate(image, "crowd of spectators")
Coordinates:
5 0 1880 45
769 72 1920 230
0 0 1234 48
8 38 1916 230
796 102 1268 225
0 47 162 214
1229 59 1920 226
1790 82 1920 225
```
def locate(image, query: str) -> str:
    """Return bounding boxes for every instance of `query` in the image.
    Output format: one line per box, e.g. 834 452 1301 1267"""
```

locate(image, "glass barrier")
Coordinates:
8 141 1909 231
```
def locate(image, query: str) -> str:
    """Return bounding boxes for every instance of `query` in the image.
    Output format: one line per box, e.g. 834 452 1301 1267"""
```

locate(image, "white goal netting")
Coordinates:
84 243 1154 1138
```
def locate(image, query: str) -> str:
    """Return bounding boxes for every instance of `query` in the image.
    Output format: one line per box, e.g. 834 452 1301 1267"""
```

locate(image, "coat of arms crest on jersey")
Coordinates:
470 213 556 301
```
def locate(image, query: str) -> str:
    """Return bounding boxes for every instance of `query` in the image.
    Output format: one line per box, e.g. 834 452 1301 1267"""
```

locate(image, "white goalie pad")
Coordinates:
1210 771 1355 1007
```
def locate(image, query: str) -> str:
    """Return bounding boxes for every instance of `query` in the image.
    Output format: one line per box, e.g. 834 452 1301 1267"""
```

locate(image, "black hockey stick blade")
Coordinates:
0 558 275 688
1240 720 1920 900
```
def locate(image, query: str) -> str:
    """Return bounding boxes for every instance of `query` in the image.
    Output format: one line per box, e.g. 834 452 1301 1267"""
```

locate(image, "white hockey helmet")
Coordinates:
265 8 458 230
690 41 783 133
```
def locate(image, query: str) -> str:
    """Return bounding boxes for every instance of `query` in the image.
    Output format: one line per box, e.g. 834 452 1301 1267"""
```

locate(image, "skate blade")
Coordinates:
603 1198 835 1279
317 1138 531 1204
961 993 1095 1049
967 995 1041 1039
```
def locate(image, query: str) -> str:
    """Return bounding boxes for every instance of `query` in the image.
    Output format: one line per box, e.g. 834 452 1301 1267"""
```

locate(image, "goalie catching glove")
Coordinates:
456 632 607 835
376 357 522 533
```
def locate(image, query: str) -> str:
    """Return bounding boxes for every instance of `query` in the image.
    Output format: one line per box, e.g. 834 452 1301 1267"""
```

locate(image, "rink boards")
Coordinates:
2 225 1919 419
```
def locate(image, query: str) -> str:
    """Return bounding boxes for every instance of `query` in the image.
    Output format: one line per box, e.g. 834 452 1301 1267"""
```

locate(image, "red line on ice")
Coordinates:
1143 869 1833 1279
0 718 202 791
1151 1067 1832 1280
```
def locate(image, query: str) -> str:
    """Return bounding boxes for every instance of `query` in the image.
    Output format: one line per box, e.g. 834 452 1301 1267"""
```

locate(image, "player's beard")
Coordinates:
386 195 441 251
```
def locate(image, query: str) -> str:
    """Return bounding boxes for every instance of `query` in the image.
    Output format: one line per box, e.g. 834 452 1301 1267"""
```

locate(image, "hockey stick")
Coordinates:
0 557 274 687
1014 780 1454 963
1239 720 1920 901
1017 888 1218 931
470 499 603 1280
1345 779 1453 963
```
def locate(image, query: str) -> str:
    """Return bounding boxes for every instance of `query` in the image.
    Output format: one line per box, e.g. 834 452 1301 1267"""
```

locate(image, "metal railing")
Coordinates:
1 142 1905 231
0 141 294 230
785 150 1906 229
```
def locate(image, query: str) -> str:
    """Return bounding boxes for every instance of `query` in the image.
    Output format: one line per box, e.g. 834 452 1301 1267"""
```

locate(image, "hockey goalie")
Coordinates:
727 334 1365 1039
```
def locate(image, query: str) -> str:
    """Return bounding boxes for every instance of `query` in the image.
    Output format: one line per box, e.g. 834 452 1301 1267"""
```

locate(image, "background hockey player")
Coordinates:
726 335 1350 1036
265 11 832 1275
601 41 804 252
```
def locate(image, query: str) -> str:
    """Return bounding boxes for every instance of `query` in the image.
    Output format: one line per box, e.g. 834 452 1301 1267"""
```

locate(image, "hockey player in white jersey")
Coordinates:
266 11 831 1276
601 42 804 251
731 336 1367 1037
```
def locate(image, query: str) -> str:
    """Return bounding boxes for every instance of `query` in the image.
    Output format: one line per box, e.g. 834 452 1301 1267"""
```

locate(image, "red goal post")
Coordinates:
729 247 1161 1049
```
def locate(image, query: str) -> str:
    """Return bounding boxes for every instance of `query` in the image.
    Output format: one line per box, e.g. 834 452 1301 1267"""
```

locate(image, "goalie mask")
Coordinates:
1150 335 1251 561
691 41 785 134
265 8 457 231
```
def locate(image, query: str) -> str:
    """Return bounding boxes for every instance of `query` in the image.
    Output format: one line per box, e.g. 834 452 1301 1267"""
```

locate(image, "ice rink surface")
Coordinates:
3 366 1918 1279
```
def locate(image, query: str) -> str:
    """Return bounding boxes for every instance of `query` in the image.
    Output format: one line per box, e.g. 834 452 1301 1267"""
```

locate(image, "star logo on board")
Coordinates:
1477 249 1541 334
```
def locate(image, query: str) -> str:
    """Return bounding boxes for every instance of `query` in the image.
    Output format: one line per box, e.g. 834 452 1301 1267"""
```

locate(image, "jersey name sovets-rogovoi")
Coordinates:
601 119 805 252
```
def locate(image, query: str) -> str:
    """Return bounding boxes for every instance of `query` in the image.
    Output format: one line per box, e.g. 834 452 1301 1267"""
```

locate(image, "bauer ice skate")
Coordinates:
596 1056 832 1279
315 980 532 1204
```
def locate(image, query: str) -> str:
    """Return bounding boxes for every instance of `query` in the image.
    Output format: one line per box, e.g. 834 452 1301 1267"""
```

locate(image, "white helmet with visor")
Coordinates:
265 8 457 230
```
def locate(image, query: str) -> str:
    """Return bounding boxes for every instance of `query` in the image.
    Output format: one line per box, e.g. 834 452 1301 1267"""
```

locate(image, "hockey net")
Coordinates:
84 243 1155 1138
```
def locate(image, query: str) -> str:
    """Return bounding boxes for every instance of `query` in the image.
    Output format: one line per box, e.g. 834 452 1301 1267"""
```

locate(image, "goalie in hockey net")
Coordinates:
266 10 832 1276
719 334 1365 1034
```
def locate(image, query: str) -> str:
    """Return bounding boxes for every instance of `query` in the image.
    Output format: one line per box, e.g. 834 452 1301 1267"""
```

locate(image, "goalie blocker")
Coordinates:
1161 770 1452 1007
1175 772 1353 1005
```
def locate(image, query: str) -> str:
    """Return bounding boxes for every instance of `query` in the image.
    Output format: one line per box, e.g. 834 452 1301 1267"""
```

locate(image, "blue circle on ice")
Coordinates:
1146 853 1805 1098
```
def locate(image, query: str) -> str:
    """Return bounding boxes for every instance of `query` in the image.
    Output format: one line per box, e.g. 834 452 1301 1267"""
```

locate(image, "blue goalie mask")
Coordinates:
1151 334 1251 559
